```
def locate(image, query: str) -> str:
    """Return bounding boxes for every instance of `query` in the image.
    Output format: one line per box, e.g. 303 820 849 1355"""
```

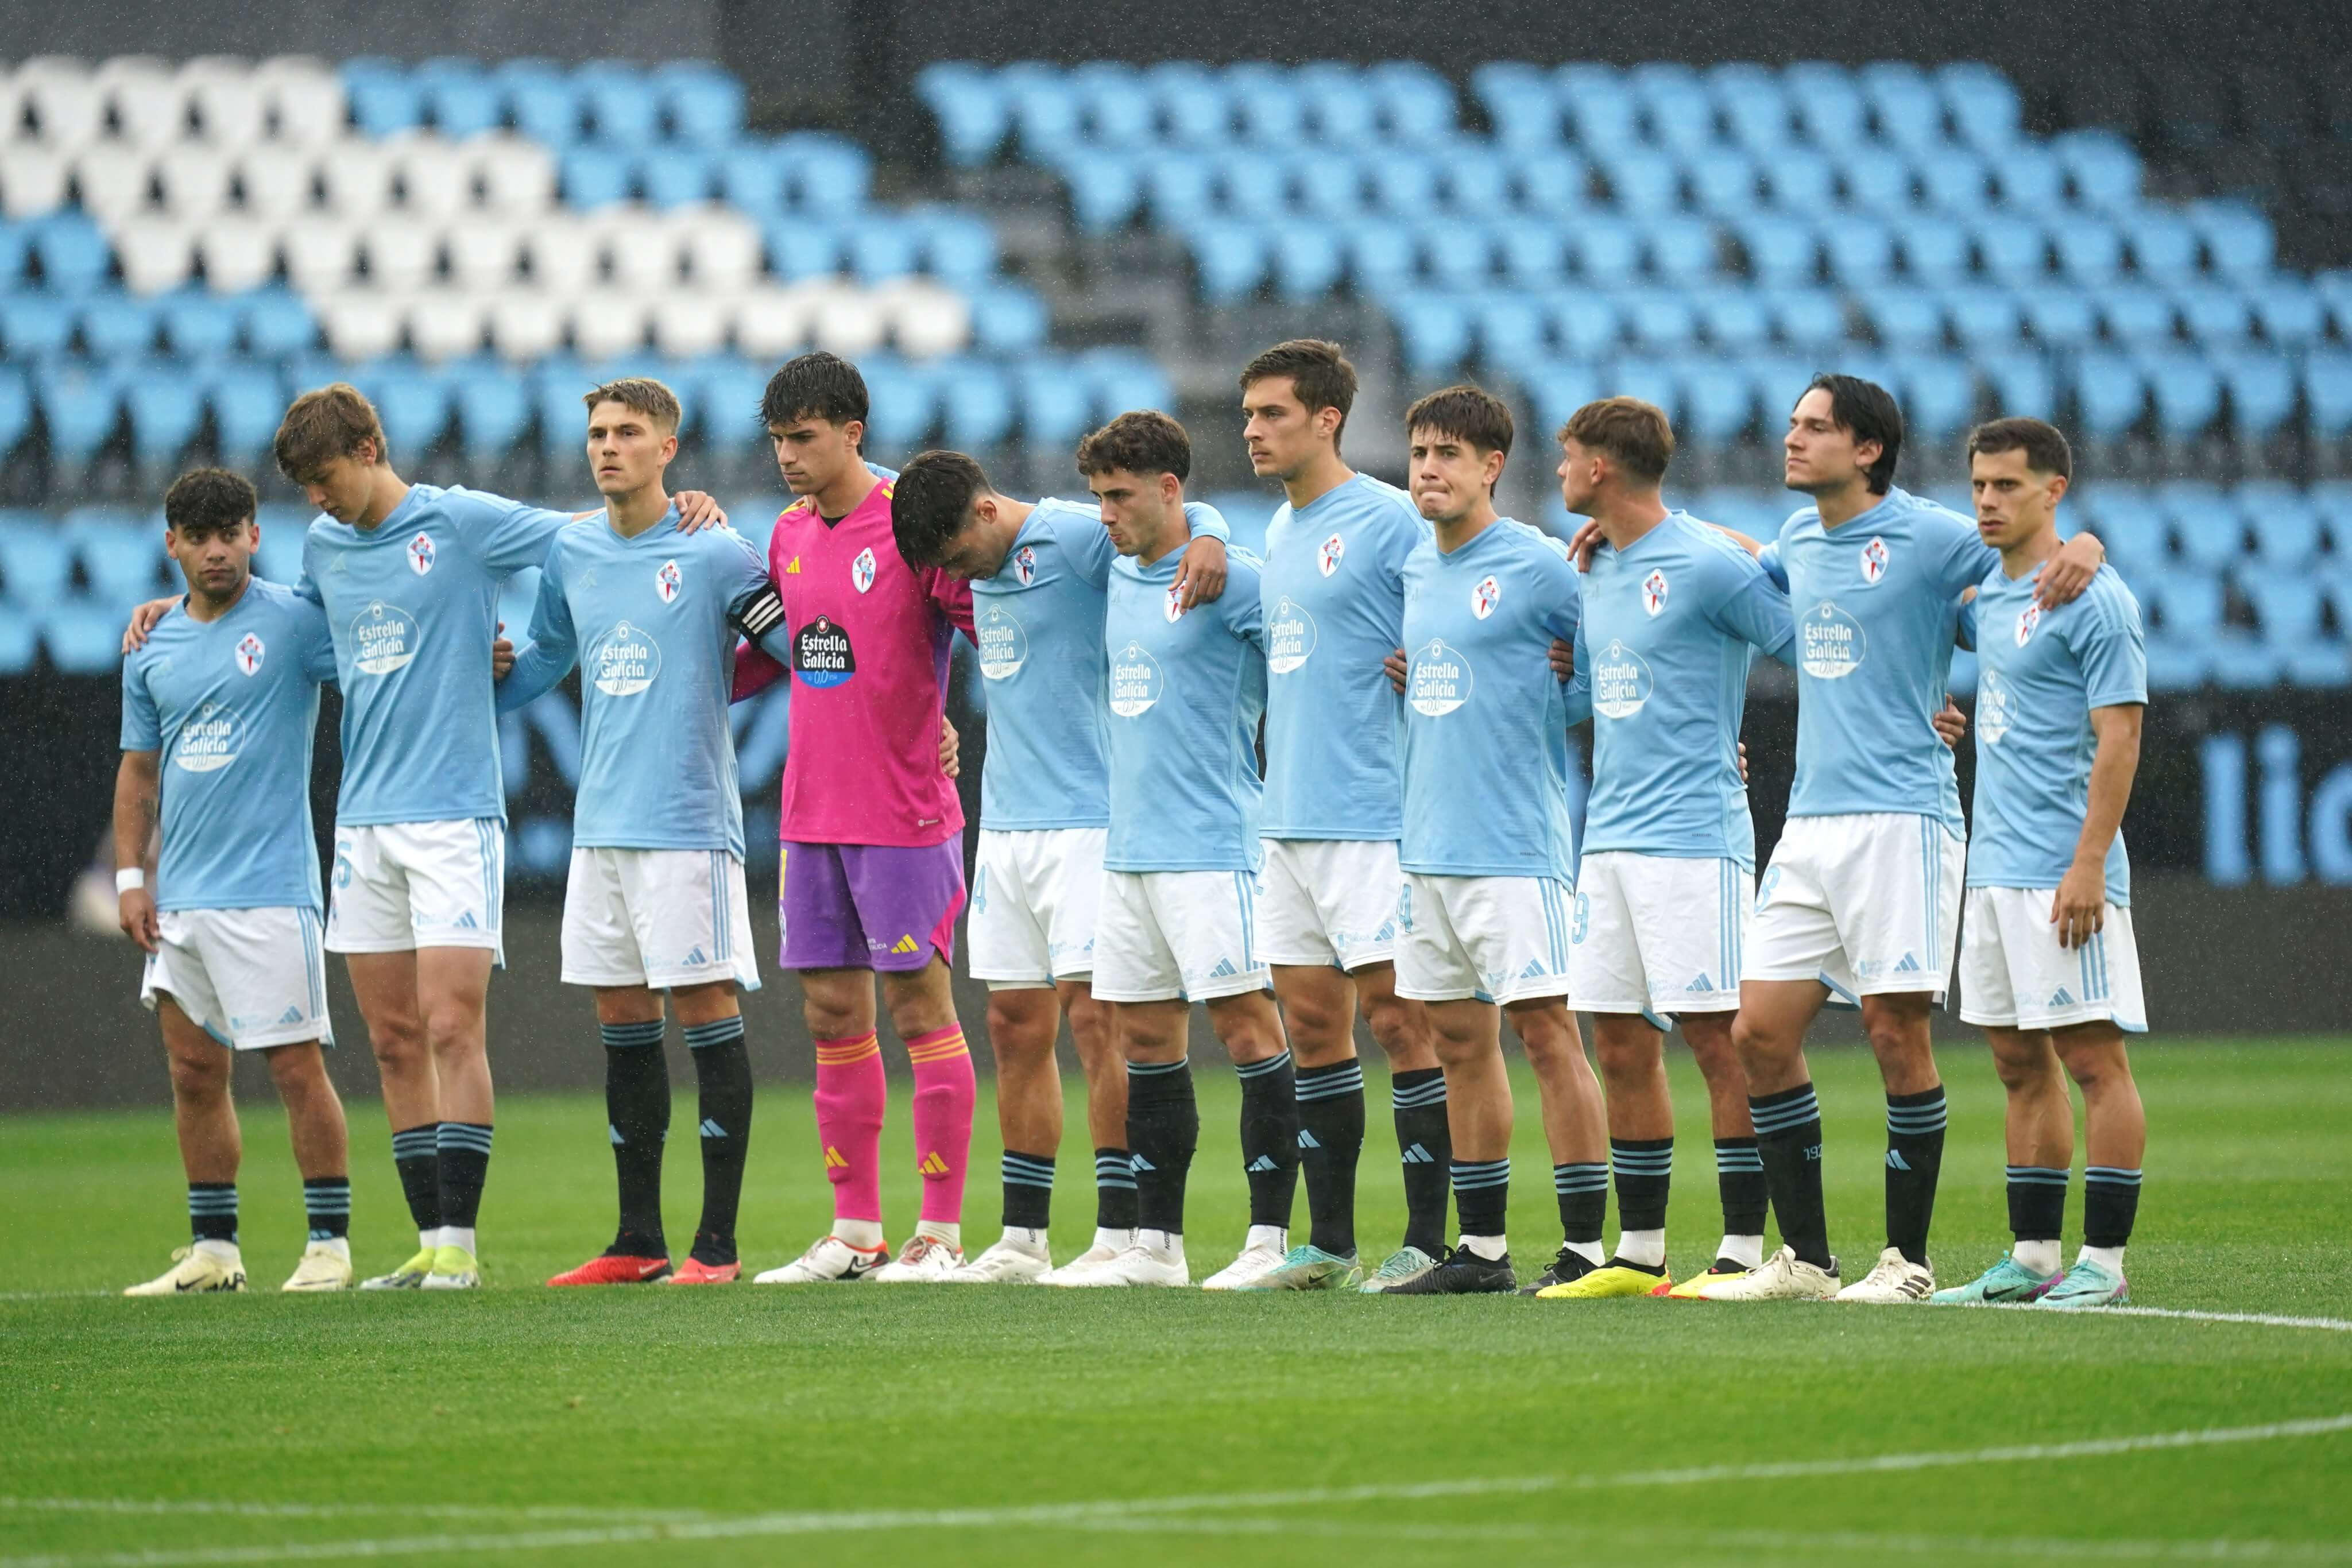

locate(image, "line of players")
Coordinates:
111 339 2149 1308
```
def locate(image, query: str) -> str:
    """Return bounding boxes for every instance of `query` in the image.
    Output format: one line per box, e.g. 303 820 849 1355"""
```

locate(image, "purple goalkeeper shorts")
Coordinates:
779 839 966 973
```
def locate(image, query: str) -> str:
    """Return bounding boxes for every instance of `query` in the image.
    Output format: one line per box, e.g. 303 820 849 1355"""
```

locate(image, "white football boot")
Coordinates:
1199 1224 1289 1290
125 1243 246 1296
1835 1246 1936 1303
869 1232 966 1282
948 1231 1051 1283
1037 1228 1135 1285
281 1240 353 1292
753 1234 888 1284
1058 1230 1189 1287
1696 1244 1840 1301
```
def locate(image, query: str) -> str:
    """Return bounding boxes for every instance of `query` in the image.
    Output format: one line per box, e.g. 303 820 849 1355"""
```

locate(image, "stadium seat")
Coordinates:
1693 288 1770 351
260 58 347 144
1859 287 1944 350
0 373 28 462
1371 154 1440 218
2099 285 2179 347
1760 148 1836 211
1991 145 2065 211
1940 63 2022 154
242 288 317 356
2217 351 2297 440
1734 216 1818 288
1822 219 1895 289
581 65 661 145
916 64 1007 167
2022 287 2098 348
2249 278 2324 348
1521 362 1603 437
1497 222 1567 290
1017 359 1092 448
345 70 424 138
1547 291 1622 357
1271 223 1344 303
2055 222 2126 287
1391 293 1472 375
1765 287 1846 350
2305 353 2352 440
1144 153 1215 230
1623 289 1699 353
638 147 711 210
1644 215 1718 284
1472 293 1548 374
1789 63 1864 147
2189 201 2275 282
1 296 72 358
2173 284 2253 344
0 609 34 675
1680 359 1755 443
36 365 123 466
43 604 132 673
1511 150 1588 211
158 145 236 222
938 360 1014 449
2072 354 2146 440
1222 154 1289 220
1290 153 1363 222
967 283 1049 353
1941 284 2024 350
1918 152 1989 215
1975 220 2050 287
1601 150 1681 215
33 212 113 292
1687 149 1759 218
888 281 971 358
1472 63 1560 148
657 61 747 147
79 293 157 358
561 146 633 210
1838 147 1914 211
2081 486 2167 574
1862 61 1943 152
1188 221 1266 303
2053 130 2142 211
0 521 74 606
2239 486 2323 566
71 514 169 607
1895 215 1970 285
1568 219 1639 287
209 363 286 466
320 139 396 216
1444 149 1510 214
425 73 501 140
198 220 280 293
2145 352 2222 441
1977 350 2056 419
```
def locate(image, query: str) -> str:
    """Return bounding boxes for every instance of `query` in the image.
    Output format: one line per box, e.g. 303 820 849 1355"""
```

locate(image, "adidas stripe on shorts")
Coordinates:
1743 811 1964 1005
141 905 335 1050
1092 869 1270 1004
1567 850 1751 1024
1958 885 2146 1033
327 818 504 959
1394 872 1575 1005
1256 837 1402 973
560 847 760 992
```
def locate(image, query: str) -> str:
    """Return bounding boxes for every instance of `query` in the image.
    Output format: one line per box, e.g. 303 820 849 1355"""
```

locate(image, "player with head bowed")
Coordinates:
887 449 1231 1283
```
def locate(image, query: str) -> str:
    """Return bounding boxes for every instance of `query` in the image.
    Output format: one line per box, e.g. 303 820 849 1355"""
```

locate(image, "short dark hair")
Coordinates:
273 382 385 481
1076 410 1192 482
1968 416 2074 480
584 375 681 433
892 449 991 568
1239 339 1357 447
761 352 868 440
1802 373 1904 493
1406 384 1515 458
163 468 258 539
1558 396 1673 482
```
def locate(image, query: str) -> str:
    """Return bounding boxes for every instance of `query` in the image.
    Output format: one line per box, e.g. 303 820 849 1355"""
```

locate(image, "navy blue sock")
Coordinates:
1235 1049 1298 1230
2083 1166 2142 1249
1751 1082 1828 1268
684 1015 753 1264
1553 1161 1608 1246
1390 1067 1451 1256
303 1177 350 1242
389 1123 440 1233
188 1182 237 1245
1295 1058 1365 1257
1001 1150 1055 1231
1885 1086 1948 1265
2007 1165 2068 1244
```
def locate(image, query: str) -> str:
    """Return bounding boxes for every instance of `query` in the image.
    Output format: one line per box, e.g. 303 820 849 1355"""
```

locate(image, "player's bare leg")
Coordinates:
1669 1011 1769 1291
1840 991 1945 1300
2045 1023 2144 1306
1200 988 1297 1288
1565 1013 1675 1292
1261 963 1365 1286
1068 998 1197 1286
1380 998 1517 1292
263 1040 353 1290
1701 978 1841 1300
962 979 1122 1282
1509 998 1610 1290
346 951 442 1286
126 996 250 1294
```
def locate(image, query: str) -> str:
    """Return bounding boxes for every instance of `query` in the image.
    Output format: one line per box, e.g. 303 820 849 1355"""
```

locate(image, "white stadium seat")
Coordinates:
0 71 22 142
1 144 72 218
391 135 475 221
447 222 523 291
680 208 763 289
197 218 280 292
605 217 684 291
113 214 197 294
281 215 361 292
257 58 345 145
651 291 731 358
806 281 887 355
235 144 318 220
20 59 105 149
319 288 404 360
407 289 489 361
523 216 598 293
158 144 236 220
318 137 394 216
101 59 189 150
488 289 567 362
474 134 556 214
732 284 814 358
884 278 972 358
363 223 440 291
568 290 652 358
73 142 155 224
188 67 267 148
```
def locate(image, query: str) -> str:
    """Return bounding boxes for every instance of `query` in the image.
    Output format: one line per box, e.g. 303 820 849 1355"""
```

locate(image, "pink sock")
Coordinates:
812 1032 885 1224
906 1024 976 1225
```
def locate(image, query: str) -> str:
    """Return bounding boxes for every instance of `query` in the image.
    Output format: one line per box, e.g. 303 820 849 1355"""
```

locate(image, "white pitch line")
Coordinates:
7 1414 2349 1568
0 1500 715 1525
2092 1306 2352 1333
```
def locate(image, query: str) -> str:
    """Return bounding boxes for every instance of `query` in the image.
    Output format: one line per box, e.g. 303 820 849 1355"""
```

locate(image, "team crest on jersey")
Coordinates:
1165 583 1186 621
1641 569 1669 617
233 632 265 676
407 532 435 575
2014 603 2042 646
1013 545 1037 586
1859 536 1889 585
850 548 876 594
1470 574 1501 619
655 559 682 603
1318 533 1345 576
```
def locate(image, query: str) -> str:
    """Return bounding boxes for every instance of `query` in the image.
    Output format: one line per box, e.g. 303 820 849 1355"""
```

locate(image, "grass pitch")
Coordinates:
6 1038 2351 1567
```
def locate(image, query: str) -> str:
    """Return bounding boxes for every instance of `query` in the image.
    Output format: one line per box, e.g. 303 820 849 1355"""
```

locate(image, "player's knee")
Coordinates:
1361 993 1422 1057
264 1044 330 1098
1728 1011 1789 1075
167 1051 229 1104
1681 1016 1742 1077
1209 996 1283 1056
420 1000 483 1060
364 1016 427 1071
1593 1029 1659 1088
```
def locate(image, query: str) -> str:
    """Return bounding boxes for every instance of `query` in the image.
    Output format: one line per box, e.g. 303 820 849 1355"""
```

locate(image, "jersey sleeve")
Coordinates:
293 598 339 684
923 565 976 637
1560 611 1593 727
1063 507 1117 589
1706 551 1797 665
717 528 775 617
1534 535 1583 642
295 528 324 606
1931 509 1998 597
1182 500 1231 544
494 549 579 714
1754 538 1788 591
2072 578 2149 708
119 653 160 752
1225 557 1266 648
468 492 575 576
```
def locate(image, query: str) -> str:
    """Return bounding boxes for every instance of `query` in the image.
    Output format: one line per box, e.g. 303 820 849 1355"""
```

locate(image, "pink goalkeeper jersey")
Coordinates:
734 477 974 848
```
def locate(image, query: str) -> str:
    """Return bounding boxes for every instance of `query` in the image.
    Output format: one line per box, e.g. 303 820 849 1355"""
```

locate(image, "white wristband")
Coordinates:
115 868 145 893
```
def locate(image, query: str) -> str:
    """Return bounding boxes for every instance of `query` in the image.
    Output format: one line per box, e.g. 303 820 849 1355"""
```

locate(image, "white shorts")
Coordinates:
969 827 1107 989
1958 886 2148 1033
141 905 335 1051
561 847 760 992
327 818 505 961
1744 812 1964 1005
1568 851 1751 1024
1258 837 1402 971
1092 869 1270 1004
1395 872 1575 1005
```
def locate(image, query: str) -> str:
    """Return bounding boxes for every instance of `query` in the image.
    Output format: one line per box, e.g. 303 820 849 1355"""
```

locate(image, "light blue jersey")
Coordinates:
1967 565 2146 904
1400 520 1583 880
1102 541 1266 873
971 498 1228 832
120 578 338 912
1259 473 1429 841
299 483 572 826
1568 512 1795 868
1757 486 1993 829
496 509 773 857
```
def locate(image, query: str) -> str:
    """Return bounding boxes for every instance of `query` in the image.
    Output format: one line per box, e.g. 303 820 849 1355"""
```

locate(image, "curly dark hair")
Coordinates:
163 467 259 539
1075 410 1192 482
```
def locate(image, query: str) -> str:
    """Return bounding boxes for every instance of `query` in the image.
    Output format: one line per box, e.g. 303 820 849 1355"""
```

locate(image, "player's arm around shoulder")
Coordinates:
1175 501 1231 609
1218 548 1267 643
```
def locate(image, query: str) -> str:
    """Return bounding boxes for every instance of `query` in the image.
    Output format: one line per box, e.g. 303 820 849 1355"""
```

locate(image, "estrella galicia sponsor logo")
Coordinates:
589 620 661 696
1799 601 1866 679
2015 602 2042 646
976 603 1028 680
655 559 682 603
1318 533 1344 576
1109 641 1163 717
1266 595 1317 675
407 532 436 575
850 548 876 594
1408 638 1472 717
350 601 420 675
1641 569 1669 616
234 632 265 675
1978 667 2014 746
1859 535 1889 584
1591 638 1655 719
1470 574 1501 619
793 615 856 688
1012 545 1037 586
173 702 242 773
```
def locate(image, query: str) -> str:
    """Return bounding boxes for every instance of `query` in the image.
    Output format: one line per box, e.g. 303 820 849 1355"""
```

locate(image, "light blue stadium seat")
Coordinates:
2208 631 2284 690
2022 286 2097 348
763 219 842 282
1472 62 1560 147
1640 79 1720 158
683 358 767 446
1744 354 1823 415
2304 351 2352 439
913 208 997 291
80 293 157 358
0 371 28 461
2053 220 2125 287
2237 486 2322 566
1511 150 1588 211
1601 150 1681 215
1227 63 1305 142
1445 149 1511 214
1199 490 1276 554
1222 154 1290 220
859 359 938 451
1895 215 1970 284
579 64 661 144
1977 349 2056 419
2173 284 2253 344
1188 221 1266 303
2144 352 2221 441
1473 293 1549 374
428 76 502 138
1546 291 1622 357
2284 642 2352 688
916 63 1008 168
208 364 285 467
560 146 633 208
1822 218 1895 289
2217 351 2296 440
2 295 72 357
1644 215 1717 284
1058 150 1142 233
533 373 586 457
848 219 922 283
1568 218 1640 287
1838 146 1915 211
2160 482 2243 569
1862 61 1943 152
1564 80 1640 149
2148 568 2226 639
938 361 1014 450
1347 222 1419 297
1765 287 1846 349
34 212 112 293
124 377 204 472
1975 219 2049 287
455 370 529 463
1679 359 1755 443
1734 216 1817 288
1940 62 2022 154
242 289 317 357
1076 63 1154 148
1013 81 1083 163
36 365 121 464
1423 220 1496 292
2141 633 2210 691
968 284 1049 353
658 61 747 147
2123 212 2199 285
1081 348 1173 421
1622 289 1699 353
0 607 36 673
1606 358 1683 424
1761 148 1835 211
1017 361 1092 448
1940 284 2022 349
2072 353 2145 439
346 69 425 137
507 72 584 146
1918 150 1990 215
716 144 786 217
1370 60 1456 143
1391 293 1472 376
2051 130 2142 211
0 517 73 606
0 222 29 289
368 366 452 458
1991 145 2065 211
43 605 129 673
2249 278 2323 348
1497 221 1567 289
69 515 165 610
1861 287 1945 350
1694 287 1770 351
1789 63 1864 146
2189 201 2275 283
1291 153 1364 221
1371 154 1440 216
2099 285 2179 347
160 293 239 359
783 137 871 210
637 146 711 209
1687 149 1759 218
2081 486 2166 573
1272 222 1345 303
1897 355 1978 438
1152 63 1230 149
